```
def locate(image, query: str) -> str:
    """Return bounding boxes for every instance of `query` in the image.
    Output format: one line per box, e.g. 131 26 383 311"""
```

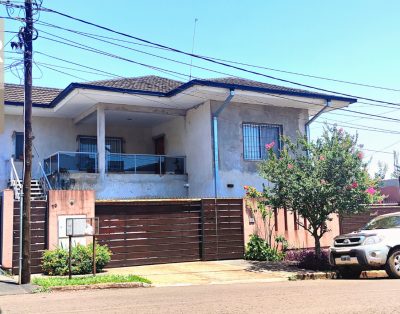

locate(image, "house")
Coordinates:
0 75 356 200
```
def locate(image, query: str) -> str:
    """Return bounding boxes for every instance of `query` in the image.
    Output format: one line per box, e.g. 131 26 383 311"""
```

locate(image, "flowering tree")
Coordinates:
248 126 383 256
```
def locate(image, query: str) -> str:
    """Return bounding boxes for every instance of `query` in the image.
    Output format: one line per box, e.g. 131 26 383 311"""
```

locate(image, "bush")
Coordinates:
42 243 112 276
244 234 285 261
285 249 331 271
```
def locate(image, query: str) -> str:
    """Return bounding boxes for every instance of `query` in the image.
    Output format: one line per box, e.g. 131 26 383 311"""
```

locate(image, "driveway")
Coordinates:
1 279 399 313
104 259 300 286
0 275 35 296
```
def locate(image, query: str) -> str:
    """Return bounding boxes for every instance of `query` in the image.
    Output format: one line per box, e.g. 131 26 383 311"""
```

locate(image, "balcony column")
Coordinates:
97 105 106 178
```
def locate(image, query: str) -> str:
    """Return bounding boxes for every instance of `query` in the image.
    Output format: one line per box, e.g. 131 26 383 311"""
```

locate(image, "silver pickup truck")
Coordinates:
329 212 400 279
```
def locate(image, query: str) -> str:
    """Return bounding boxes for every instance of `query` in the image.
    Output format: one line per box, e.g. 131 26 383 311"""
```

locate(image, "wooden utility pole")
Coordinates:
21 0 33 284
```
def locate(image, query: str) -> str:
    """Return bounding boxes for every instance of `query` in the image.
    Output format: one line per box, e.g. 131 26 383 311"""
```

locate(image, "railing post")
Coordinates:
159 156 162 175
134 155 137 174
95 153 98 173
57 152 60 173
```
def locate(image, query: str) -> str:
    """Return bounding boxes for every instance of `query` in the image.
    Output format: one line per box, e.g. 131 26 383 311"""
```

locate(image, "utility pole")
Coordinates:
21 0 33 284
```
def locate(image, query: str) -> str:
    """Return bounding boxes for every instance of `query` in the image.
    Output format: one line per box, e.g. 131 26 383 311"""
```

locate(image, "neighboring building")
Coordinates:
380 179 400 204
1 76 356 199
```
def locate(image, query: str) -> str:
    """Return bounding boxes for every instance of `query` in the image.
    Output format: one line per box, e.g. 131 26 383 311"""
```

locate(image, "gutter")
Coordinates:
305 99 331 141
212 89 235 198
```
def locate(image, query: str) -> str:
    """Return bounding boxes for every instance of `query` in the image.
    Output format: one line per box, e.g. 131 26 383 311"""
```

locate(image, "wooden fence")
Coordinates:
96 198 244 268
340 205 400 234
12 200 48 275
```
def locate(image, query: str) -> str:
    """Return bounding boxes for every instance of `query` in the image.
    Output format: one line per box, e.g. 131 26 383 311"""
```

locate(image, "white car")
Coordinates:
329 212 400 279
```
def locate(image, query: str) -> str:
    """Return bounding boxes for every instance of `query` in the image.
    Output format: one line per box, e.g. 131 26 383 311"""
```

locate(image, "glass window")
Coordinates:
15 132 24 160
78 136 122 153
362 215 400 230
243 123 281 160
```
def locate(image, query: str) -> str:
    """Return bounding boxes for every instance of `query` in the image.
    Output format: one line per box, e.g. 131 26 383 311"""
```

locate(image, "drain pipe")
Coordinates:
305 99 331 141
213 89 235 198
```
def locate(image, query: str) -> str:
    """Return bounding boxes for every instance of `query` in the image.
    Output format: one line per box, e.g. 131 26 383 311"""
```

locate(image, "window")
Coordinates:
15 132 24 161
78 136 122 153
242 123 281 160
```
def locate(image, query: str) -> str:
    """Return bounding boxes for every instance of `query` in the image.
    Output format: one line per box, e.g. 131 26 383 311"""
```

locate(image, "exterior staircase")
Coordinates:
9 179 47 200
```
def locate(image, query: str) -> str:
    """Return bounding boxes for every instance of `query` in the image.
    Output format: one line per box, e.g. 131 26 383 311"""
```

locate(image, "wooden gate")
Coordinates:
340 205 400 234
96 198 244 268
12 200 48 274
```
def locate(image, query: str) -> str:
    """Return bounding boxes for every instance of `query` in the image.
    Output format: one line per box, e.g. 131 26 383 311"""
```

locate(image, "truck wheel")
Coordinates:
385 249 400 279
337 267 362 279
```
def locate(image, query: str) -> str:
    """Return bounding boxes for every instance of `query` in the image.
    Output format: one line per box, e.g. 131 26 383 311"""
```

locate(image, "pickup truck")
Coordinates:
329 212 400 279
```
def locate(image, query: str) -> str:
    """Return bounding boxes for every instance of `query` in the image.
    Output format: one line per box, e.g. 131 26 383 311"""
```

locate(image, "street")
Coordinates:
1 279 400 314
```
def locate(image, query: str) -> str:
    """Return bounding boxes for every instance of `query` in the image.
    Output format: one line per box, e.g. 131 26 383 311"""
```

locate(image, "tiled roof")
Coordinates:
205 77 326 96
5 83 62 106
85 75 182 93
5 75 354 107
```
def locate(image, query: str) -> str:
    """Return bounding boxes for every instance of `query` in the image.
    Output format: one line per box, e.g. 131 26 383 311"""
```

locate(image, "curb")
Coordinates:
294 271 337 280
49 282 152 292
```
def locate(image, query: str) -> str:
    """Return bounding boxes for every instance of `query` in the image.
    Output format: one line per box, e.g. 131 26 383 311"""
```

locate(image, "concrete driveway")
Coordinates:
104 260 299 286
0 275 35 296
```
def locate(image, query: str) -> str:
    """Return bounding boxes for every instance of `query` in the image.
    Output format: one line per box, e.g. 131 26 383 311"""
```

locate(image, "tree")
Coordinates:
251 127 382 256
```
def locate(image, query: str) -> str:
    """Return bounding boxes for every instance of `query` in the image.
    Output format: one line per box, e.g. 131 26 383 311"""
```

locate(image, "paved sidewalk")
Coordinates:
104 260 297 286
0 275 36 296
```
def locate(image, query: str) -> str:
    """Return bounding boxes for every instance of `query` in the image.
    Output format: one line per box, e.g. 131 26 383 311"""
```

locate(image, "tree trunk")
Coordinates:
314 235 322 257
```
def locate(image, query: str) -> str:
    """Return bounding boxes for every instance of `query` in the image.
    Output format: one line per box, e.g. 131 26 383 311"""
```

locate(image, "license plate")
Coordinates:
341 255 351 261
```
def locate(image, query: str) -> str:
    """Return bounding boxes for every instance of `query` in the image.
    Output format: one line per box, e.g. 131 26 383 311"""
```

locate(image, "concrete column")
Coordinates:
97 105 106 178
1 189 14 269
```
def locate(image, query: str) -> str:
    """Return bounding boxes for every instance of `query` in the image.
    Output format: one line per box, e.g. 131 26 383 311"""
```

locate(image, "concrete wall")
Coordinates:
1 189 14 269
243 199 340 249
151 117 186 156
48 190 95 250
69 173 188 199
211 101 309 198
185 101 215 197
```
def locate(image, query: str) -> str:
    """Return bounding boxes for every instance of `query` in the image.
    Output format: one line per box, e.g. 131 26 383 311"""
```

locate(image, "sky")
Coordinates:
3 0 400 177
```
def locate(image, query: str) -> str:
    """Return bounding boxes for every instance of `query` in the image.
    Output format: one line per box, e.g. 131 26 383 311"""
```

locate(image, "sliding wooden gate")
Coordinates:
96 198 244 268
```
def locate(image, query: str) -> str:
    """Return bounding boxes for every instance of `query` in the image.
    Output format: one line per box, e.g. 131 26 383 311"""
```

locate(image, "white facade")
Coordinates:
1 82 353 199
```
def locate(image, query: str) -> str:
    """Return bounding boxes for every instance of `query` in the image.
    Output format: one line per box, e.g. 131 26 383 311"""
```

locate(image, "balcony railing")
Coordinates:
43 152 185 175
106 153 185 175
44 151 98 175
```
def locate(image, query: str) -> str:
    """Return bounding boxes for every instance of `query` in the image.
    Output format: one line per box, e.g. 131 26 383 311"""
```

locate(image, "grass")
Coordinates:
32 274 151 291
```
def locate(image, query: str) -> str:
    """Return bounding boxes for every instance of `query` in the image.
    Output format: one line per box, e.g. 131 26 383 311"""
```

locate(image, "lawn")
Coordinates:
32 274 151 291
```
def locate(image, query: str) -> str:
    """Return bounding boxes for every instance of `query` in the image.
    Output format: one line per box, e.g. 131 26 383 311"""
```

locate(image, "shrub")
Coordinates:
285 249 331 271
244 234 285 261
42 243 112 276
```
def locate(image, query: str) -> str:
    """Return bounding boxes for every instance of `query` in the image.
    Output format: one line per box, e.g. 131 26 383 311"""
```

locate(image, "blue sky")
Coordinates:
3 0 400 176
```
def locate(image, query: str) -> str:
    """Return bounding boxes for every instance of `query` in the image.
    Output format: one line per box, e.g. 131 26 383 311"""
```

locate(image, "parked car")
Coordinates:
329 212 400 279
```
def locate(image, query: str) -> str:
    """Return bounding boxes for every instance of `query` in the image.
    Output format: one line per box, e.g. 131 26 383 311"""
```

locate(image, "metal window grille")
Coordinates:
243 123 281 160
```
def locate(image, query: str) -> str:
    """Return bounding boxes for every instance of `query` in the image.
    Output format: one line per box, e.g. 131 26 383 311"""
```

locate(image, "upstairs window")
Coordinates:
243 123 282 160
15 132 24 161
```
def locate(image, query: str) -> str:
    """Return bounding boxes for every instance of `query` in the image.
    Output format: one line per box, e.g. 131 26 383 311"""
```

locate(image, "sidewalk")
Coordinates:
0 275 36 296
104 260 297 286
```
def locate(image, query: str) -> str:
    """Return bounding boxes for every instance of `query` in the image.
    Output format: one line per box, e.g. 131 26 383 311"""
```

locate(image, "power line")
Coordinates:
19 3 400 106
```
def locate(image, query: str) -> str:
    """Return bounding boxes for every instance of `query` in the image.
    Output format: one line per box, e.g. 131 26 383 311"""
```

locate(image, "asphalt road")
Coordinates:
1 279 400 314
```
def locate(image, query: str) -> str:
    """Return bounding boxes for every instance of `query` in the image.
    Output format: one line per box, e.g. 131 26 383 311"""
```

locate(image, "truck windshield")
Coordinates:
363 215 400 230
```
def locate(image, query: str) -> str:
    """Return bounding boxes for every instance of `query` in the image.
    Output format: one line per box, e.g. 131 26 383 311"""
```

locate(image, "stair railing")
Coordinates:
9 157 22 200
38 161 52 195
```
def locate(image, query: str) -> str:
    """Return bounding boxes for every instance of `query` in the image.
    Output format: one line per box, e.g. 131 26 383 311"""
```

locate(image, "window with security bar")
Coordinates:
242 123 282 160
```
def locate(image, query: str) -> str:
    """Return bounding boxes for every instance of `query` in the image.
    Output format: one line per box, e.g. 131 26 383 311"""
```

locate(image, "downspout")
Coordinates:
305 99 332 141
213 89 235 198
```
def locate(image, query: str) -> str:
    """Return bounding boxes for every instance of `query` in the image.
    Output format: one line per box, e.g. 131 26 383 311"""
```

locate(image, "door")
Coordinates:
154 135 165 155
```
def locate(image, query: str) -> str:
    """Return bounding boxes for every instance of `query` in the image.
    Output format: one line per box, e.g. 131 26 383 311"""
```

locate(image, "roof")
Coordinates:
4 75 357 108
5 83 62 107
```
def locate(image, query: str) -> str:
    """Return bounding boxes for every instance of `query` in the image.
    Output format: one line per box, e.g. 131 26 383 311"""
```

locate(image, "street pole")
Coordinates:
21 0 33 285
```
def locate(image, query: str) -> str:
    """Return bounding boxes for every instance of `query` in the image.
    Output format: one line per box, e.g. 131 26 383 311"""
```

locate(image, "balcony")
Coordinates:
43 152 186 175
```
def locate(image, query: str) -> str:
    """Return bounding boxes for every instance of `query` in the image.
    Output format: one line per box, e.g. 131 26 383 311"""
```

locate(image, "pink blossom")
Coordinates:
351 182 358 189
265 141 275 150
244 186 249 190
319 155 325 161
320 179 326 185
338 128 344 134
287 164 293 170
366 187 376 195
357 152 364 160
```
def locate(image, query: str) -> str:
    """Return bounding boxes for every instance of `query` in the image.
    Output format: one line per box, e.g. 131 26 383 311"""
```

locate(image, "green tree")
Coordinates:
252 127 382 256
